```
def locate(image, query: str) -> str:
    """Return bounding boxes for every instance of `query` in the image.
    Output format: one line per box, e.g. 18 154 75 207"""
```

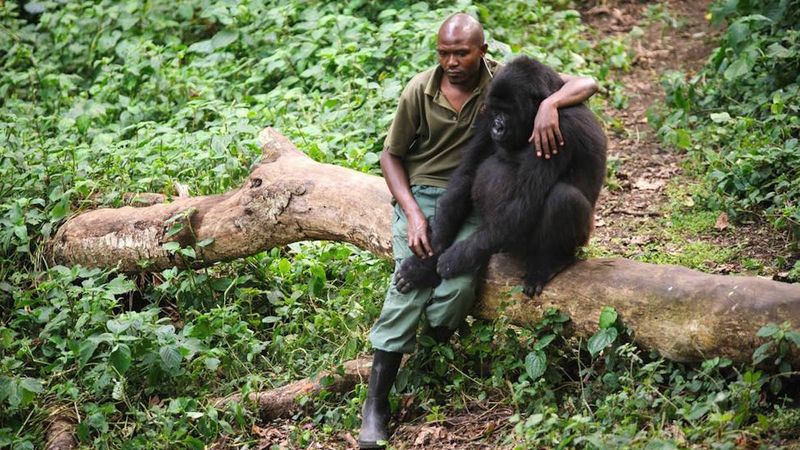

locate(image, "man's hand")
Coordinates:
528 98 563 159
407 210 434 259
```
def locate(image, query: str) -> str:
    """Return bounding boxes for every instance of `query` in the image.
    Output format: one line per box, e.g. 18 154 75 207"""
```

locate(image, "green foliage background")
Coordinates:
654 0 800 239
1 0 799 448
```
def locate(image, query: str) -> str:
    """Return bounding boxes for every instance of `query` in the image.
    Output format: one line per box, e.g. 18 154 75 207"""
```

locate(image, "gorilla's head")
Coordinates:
484 56 565 150
485 85 536 149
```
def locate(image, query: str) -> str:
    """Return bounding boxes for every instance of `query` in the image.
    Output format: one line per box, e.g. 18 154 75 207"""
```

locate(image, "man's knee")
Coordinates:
426 271 477 329
432 271 477 302
370 281 431 354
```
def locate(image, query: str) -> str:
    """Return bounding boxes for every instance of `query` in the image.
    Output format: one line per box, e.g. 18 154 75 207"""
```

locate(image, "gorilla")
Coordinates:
395 56 607 297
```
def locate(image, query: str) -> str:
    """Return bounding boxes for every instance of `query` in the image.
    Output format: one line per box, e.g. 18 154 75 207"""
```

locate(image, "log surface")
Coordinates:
45 406 76 450
51 128 800 365
213 358 372 419
481 255 800 364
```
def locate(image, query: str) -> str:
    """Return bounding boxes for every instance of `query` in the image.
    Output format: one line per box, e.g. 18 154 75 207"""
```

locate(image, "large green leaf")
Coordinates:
79 339 100 366
106 276 135 295
110 344 132 374
211 30 239 50
525 350 547 380
160 345 183 371
723 55 754 80
587 328 618 357
598 306 618 329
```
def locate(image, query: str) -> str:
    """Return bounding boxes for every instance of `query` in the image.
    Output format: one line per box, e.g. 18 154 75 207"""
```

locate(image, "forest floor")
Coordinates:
586 0 795 280
250 1 796 448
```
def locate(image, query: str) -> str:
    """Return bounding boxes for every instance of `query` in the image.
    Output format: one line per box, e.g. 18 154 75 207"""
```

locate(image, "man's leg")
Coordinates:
360 187 439 448
369 187 443 353
424 209 480 342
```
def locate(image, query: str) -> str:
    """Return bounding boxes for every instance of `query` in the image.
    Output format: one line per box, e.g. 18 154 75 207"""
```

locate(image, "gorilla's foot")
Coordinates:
436 241 476 279
394 256 440 293
523 257 577 297
522 277 546 297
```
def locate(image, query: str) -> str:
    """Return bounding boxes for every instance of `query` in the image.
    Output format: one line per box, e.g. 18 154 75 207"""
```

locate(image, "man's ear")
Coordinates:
480 43 488 56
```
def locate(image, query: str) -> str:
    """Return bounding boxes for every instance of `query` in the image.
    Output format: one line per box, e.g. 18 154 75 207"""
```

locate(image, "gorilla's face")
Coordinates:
485 89 535 150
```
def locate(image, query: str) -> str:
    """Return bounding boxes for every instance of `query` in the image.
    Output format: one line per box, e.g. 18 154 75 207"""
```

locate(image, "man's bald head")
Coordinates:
438 13 485 47
436 13 488 87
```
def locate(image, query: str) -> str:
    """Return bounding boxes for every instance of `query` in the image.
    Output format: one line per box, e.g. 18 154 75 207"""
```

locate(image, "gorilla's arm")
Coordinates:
435 199 532 278
430 124 494 252
394 121 494 294
530 74 598 159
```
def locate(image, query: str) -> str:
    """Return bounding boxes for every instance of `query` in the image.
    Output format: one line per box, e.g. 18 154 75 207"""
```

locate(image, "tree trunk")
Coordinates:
51 128 800 365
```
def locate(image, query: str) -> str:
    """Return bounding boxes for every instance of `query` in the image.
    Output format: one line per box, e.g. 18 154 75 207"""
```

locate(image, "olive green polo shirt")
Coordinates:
384 59 500 188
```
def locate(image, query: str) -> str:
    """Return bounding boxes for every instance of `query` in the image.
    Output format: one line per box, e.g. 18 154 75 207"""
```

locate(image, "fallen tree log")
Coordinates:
213 357 373 419
52 129 391 271
51 128 800 365
45 406 76 450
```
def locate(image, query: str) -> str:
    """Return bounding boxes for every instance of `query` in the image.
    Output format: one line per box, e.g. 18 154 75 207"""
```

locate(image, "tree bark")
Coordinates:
51 128 392 272
213 358 373 420
45 406 76 450
51 128 800 365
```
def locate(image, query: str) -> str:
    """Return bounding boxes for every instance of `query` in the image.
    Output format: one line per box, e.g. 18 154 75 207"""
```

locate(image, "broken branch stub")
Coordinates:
51 128 393 272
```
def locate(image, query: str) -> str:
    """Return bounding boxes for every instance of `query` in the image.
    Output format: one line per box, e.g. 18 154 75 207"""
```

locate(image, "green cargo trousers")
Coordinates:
370 185 480 354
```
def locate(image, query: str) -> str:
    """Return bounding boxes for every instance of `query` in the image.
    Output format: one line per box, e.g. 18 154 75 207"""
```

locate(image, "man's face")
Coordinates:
436 33 486 86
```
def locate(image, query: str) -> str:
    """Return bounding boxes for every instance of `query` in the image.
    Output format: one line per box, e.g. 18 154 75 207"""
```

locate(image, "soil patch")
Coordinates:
583 0 795 277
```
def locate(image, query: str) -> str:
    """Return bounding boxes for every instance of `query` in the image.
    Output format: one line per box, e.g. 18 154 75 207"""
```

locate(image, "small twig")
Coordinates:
612 208 662 217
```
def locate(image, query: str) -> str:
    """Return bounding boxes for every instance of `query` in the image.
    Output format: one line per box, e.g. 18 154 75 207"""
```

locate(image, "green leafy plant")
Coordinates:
19 0 800 448
651 0 800 241
587 306 620 357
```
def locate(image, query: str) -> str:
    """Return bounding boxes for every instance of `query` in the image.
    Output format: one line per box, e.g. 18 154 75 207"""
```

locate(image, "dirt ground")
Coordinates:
584 0 796 278
249 1 797 448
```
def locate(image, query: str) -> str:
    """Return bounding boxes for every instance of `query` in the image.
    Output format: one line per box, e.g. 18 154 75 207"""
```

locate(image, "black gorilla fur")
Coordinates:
395 56 607 296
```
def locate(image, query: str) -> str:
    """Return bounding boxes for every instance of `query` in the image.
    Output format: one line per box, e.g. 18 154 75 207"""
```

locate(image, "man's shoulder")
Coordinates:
485 56 502 74
402 66 439 96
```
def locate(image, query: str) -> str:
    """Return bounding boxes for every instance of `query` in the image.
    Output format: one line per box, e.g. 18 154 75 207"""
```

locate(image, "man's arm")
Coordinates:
380 149 433 259
529 74 599 159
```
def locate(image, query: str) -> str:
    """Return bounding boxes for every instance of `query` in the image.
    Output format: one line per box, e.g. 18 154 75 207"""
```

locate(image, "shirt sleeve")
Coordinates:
383 80 421 157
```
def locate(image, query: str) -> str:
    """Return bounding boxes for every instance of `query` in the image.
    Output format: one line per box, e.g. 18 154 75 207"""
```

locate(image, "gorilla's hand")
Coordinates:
394 255 440 293
436 241 474 279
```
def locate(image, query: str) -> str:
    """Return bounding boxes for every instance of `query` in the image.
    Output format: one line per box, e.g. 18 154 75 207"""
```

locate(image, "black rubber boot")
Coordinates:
426 325 454 344
358 349 403 449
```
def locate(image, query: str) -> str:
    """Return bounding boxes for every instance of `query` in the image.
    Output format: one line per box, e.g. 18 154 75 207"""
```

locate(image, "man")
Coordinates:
358 13 598 448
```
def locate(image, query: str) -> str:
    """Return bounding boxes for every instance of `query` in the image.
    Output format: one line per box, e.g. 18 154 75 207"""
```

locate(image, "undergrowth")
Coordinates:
651 0 800 246
1 0 798 448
